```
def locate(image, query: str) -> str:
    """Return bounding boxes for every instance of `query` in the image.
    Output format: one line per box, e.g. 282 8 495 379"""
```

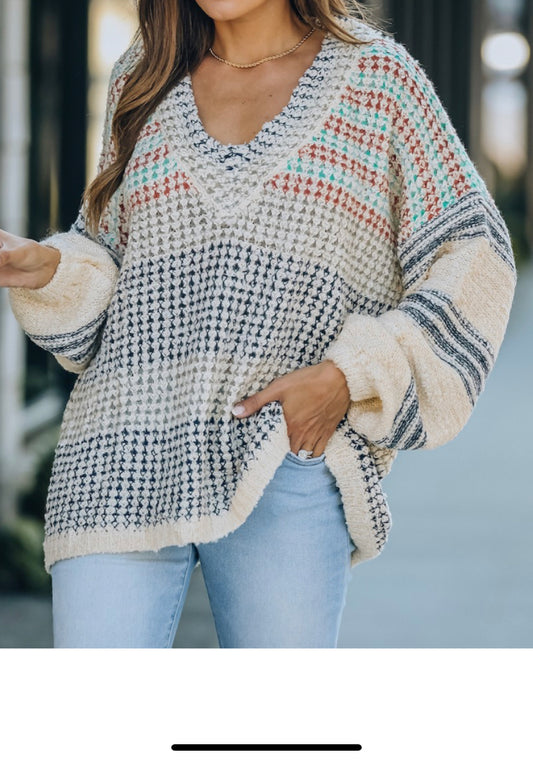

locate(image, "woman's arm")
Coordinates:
6 37 141 374
323 46 517 451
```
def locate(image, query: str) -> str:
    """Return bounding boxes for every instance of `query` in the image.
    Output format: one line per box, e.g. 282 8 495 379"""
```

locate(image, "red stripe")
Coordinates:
337 82 441 217
340 85 395 119
129 170 194 210
361 55 472 196
128 143 170 174
99 207 128 251
267 172 394 243
298 143 390 197
321 113 389 151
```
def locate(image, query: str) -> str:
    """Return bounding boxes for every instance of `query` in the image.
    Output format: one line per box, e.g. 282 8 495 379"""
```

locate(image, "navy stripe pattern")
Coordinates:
26 311 108 365
399 288 496 405
341 423 392 553
399 190 515 290
374 378 427 450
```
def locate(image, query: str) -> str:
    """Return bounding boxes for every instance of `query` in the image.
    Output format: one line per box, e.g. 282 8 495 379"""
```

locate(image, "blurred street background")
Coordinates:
0 0 532 647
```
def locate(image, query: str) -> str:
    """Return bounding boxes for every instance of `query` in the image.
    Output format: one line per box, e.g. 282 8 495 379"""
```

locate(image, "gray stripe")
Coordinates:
375 378 427 450
404 290 495 373
26 312 107 361
399 289 495 404
26 310 106 344
399 191 514 289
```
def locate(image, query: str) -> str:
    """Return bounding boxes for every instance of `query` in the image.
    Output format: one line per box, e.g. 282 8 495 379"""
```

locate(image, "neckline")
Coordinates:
181 29 336 160
153 15 372 219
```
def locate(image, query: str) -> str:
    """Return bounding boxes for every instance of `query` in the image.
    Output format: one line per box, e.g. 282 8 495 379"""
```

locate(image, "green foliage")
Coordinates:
1 425 60 594
0 517 51 595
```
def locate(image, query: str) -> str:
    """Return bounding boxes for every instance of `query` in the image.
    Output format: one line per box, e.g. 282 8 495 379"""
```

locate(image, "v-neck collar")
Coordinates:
181 29 335 164
152 16 371 220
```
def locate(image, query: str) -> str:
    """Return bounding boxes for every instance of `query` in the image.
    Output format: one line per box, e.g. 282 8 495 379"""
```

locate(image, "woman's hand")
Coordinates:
0 228 61 290
231 359 351 457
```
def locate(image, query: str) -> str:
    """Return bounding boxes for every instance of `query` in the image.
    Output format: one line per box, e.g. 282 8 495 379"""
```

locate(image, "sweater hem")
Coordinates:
43 417 390 574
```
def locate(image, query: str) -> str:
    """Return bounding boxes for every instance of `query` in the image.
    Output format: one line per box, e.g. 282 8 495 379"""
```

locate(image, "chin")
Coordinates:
194 0 271 23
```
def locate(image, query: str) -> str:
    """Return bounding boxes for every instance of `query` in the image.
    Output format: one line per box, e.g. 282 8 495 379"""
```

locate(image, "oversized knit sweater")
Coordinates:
8 16 516 574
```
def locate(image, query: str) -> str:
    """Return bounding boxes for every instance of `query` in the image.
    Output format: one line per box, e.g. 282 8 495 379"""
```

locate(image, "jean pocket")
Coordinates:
284 450 326 466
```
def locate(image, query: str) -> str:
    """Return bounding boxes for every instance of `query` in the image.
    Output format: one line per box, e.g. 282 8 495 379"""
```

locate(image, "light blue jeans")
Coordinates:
51 451 356 648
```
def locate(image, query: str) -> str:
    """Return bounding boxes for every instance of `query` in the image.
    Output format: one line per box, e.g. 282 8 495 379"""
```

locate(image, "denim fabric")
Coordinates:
51 452 356 648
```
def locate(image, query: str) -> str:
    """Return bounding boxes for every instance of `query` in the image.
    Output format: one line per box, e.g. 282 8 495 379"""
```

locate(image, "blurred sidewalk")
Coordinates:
0 564 218 649
338 259 533 647
1 262 532 648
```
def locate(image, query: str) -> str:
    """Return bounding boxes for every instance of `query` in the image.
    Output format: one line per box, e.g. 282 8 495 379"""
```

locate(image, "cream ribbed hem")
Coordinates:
43 417 389 574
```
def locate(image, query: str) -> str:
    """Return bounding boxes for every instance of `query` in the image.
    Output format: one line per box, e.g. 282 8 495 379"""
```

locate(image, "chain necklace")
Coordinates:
208 26 316 69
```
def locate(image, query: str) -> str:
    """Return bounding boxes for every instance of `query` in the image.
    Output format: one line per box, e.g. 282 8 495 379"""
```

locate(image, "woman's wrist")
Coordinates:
31 243 61 289
320 358 350 396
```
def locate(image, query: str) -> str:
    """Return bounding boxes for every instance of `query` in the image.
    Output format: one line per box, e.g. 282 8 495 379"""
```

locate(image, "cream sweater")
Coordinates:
8 16 517 573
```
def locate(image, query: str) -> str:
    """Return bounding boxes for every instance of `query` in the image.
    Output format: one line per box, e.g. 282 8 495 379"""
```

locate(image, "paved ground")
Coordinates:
338 260 533 647
1 263 531 648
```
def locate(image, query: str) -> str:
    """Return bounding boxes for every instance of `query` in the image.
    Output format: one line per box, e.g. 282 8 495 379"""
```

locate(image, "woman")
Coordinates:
0 0 516 648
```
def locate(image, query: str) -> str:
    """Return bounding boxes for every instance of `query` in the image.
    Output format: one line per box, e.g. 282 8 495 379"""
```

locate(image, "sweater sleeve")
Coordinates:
323 46 517 450
8 38 141 374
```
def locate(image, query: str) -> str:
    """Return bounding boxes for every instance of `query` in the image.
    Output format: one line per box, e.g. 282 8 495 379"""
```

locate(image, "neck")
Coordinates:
209 3 312 65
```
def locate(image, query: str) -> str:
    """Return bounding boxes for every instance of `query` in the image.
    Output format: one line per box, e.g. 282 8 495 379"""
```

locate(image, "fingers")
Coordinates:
290 439 316 457
308 433 331 458
290 428 334 458
232 377 283 418
290 432 322 457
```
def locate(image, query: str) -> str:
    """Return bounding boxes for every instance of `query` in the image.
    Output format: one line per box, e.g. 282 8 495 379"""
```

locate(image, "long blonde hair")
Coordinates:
83 0 379 235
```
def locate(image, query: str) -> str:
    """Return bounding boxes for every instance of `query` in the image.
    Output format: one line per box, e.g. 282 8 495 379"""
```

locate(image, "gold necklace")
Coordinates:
208 27 316 69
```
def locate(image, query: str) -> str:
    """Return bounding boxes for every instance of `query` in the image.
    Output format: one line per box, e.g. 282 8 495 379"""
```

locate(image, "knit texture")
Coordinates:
9 16 516 573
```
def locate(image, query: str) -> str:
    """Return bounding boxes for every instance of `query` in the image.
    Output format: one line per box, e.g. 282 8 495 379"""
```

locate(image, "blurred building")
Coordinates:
0 0 136 525
0 0 531 526
1 0 34 526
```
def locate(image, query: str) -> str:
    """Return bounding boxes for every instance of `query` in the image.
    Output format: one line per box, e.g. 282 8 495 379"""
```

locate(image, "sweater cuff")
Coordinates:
323 314 382 403
8 231 119 337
